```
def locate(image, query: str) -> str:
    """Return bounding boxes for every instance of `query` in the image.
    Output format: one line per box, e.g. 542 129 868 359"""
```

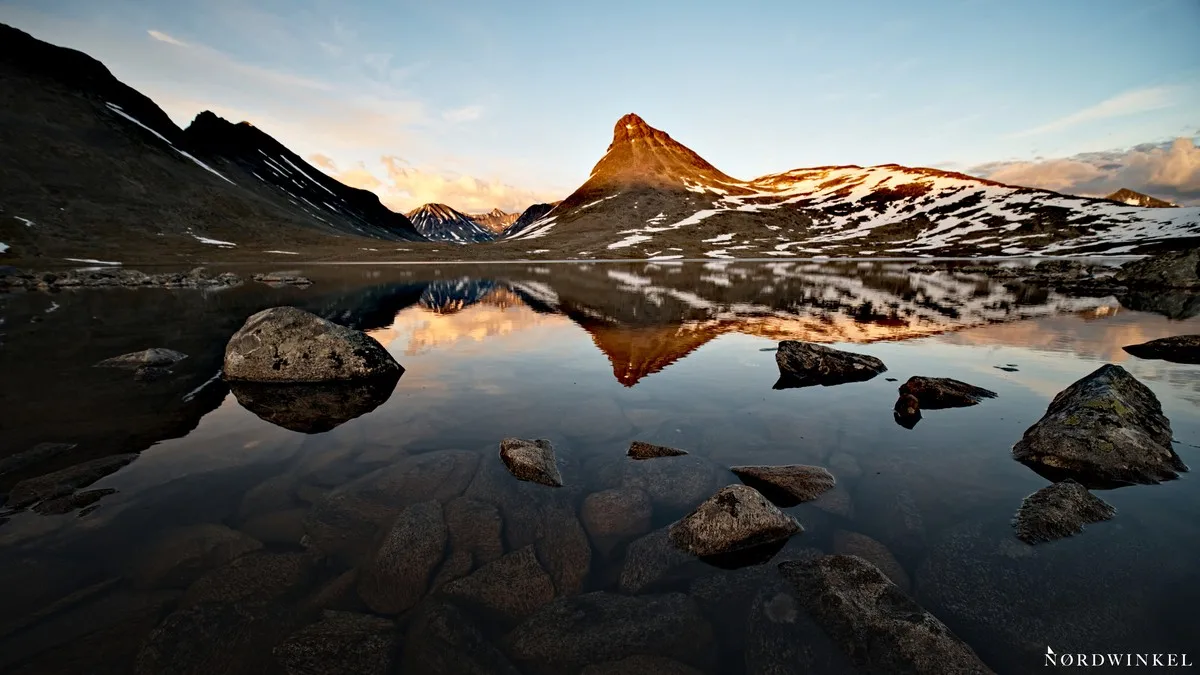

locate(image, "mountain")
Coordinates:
0 22 423 263
1105 188 1177 209
502 202 561 238
503 113 1200 258
406 203 496 243
471 208 520 233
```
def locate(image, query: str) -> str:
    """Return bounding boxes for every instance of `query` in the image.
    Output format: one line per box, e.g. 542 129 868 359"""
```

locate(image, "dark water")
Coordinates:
1 260 1197 674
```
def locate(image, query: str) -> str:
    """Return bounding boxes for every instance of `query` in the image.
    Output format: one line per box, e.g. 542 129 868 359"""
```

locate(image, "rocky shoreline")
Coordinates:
0 266 313 291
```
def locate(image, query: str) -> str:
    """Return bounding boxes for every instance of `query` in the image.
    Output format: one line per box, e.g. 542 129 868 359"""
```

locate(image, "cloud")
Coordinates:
442 105 484 123
970 136 1200 205
313 155 561 214
1009 87 1178 138
147 30 188 47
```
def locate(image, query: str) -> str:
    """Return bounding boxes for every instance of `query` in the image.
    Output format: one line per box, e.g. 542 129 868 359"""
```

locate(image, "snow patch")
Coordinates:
608 234 654 249
14 216 34 227
65 258 121 265
193 235 236 247
265 250 299 255
107 104 235 185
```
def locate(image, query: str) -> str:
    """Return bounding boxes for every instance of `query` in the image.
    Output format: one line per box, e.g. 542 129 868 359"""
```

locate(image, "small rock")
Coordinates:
253 272 313 287
774 340 887 388
581 655 706 675
222 306 402 382
669 484 802 557
730 465 836 506
134 523 264 589
499 438 563 487
1122 334 1200 365
1012 364 1187 485
1012 479 1116 544
898 376 997 409
273 611 396 675
442 545 556 624
134 366 175 382
502 592 715 673
358 500 447 614
832 530 911 593
94 348 188 369
993 365 1019 373
581 487 653 544
778 555 993 674
7 454 136 509
893 393 922 429
627 440 688 459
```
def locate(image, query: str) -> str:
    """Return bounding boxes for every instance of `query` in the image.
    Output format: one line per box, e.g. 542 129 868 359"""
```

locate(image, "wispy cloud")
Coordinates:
970 136 1200 205
1008 86 1178 138
442 105 483 123
147 29 188 47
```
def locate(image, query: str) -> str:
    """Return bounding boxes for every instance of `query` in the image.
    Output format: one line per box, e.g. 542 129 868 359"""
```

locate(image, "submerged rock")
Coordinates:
223 306 402 382
669 484 802 557
357 500 447 614
133 523 264 589
618 527 698 594
774 340 887 388
0 441 77 479
32 487 116 515
730 465 836 507
442 545 556 624
582 655 705 675
402 601 523 675
778 555 993 674
502 592 715 673
273 611 396 675
7 454 136 509
228 375 401 433
433 497 505 588
627 440 688 459
1122 334 1200 365
581 486 653 544
1012 479 1116 544
893 394 922 429
498 438 563 487
180 551 315 607
94 348 188 370
1011 364 1187 485
134 365 175 382
744 576 858 675
611 454 722 512
898 376 997 409
1114 248 1200 288
134 601 295 675
832 530 911 593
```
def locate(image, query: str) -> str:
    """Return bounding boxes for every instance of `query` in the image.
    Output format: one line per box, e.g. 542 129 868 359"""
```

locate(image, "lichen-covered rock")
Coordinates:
1114 249 1200 288
779 555 993 674
627 440 688 459
898 376 997 409
357 501 447 614
499 438 563 487
223 306 402 382
273 611 396 675
1012 479 1115 544
502 592 715 673
774 340 887 388
1122 334 1200 365
669 485 801 557
730 465 836 507
95 348 188 369
1011 364 1187 485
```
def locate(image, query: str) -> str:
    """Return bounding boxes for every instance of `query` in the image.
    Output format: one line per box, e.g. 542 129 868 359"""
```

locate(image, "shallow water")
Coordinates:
1 260 1197 674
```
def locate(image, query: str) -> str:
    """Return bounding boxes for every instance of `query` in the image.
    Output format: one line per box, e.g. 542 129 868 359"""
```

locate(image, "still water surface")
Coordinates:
1 261 1197 674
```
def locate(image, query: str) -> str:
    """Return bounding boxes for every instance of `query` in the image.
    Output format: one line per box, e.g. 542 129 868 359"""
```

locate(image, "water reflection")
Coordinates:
0 261 1198 675
228 372 403 434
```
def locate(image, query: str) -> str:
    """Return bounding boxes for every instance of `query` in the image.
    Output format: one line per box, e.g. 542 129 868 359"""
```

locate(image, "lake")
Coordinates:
1 260 1197 674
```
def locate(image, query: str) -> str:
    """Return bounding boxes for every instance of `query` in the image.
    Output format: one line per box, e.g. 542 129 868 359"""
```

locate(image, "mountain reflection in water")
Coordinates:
0 260 1197 675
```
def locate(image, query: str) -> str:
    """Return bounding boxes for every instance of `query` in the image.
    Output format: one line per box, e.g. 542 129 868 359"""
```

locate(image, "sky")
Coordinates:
2 0 1199 210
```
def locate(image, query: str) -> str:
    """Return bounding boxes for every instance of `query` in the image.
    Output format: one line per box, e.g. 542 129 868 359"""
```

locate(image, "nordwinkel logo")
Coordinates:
1046 647 1193 668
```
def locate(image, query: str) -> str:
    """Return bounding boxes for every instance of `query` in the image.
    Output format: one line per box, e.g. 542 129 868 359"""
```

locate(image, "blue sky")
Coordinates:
2 0 1198 210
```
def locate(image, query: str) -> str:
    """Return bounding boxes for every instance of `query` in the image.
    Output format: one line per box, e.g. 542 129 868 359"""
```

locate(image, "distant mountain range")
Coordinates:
0 21 1196 263
504 114 1199 257
1105 188 1177 209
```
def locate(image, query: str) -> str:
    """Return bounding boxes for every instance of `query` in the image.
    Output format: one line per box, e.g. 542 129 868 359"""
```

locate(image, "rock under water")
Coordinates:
228 373 401 433
1012 479 1116 544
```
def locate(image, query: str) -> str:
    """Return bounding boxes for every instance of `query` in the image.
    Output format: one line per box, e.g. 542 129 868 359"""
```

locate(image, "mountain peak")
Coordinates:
1105 188 1176 208
611 113 658 145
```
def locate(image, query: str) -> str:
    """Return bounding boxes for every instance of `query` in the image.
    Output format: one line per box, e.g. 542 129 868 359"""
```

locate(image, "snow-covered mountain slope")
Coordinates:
504 114 1199 258
406 203 496 243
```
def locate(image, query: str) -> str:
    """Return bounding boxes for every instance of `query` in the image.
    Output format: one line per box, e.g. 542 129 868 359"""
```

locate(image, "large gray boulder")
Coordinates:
1012 479 1115 544
1011 364 1187 485
779 555 993 674
668 484 801 557
774 340 887 388
1114 248 1200 288
1122 334 1200 365
223 306 401 382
